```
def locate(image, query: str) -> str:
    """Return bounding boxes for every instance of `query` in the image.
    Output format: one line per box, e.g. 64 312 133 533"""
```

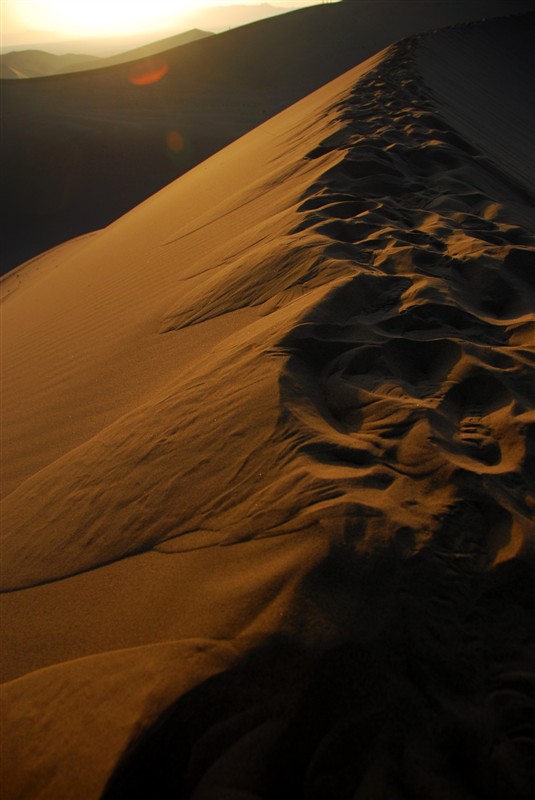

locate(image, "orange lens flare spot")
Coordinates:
129 58 169 86
167 130 185 152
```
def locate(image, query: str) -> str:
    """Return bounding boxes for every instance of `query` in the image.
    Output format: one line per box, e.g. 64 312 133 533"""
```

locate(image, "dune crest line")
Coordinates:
103 23 535 798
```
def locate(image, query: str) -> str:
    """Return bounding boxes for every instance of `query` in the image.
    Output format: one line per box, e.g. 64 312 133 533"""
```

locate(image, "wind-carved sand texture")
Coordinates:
1 13 534 800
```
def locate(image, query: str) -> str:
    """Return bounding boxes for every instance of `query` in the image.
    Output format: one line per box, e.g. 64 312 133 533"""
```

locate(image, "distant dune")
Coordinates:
56 30 215 74
1 6 534 797
0 49 100 79
1 0 533 273
0 30 214 79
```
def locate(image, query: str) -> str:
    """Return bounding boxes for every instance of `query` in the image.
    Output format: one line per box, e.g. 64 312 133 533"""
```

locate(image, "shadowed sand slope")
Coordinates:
1 13 535 800
1 0 533 272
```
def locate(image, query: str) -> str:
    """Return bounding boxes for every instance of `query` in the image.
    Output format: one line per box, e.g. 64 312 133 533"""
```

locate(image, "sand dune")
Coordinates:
2 0 533 273
0 30 214 80
1 9 535 800
0 50 100 79
56 30 215 74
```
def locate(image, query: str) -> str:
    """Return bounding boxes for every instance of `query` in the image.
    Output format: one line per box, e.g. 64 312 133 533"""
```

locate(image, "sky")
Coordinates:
1 1 335 48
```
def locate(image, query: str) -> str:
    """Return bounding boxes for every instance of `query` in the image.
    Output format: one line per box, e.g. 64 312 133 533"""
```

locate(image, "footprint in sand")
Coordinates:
456 415 500 465
455 261 532 320
505 247 535 290
434 373 518 470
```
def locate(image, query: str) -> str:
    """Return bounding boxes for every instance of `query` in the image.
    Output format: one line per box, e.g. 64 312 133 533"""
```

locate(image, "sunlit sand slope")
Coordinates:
1 14 534 800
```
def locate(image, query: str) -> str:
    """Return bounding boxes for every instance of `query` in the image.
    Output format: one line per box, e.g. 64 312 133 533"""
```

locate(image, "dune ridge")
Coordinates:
0 50 100 79
0 30 214 79
2 0 534 273
1 12 534 800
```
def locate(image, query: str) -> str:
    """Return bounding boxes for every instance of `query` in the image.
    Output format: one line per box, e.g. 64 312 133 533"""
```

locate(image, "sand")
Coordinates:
1 7 534 800
0 30 213 80
2 0 534 273
0 50 100 79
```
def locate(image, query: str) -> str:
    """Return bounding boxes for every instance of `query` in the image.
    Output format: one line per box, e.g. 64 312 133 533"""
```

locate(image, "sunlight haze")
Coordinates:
1 0 333 47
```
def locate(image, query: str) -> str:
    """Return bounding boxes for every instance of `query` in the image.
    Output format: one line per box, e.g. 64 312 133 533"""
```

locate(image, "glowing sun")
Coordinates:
19 1 197 38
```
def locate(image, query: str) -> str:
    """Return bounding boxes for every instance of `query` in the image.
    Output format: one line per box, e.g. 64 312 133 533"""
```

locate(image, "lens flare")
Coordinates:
166 131 186 153
129 58 169 86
